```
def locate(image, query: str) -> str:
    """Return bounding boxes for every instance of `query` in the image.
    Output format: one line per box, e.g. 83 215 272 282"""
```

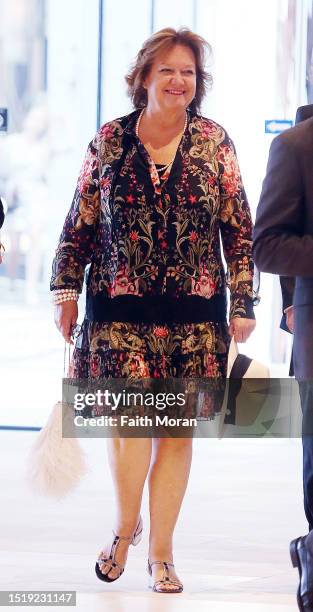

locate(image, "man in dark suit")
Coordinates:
253 104 313 611
278 107 313 365
279 106 313 334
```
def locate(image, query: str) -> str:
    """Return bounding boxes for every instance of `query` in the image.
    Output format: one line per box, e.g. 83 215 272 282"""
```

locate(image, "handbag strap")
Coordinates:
63 324 82 377
63 342 72 378
229 354 252 379
224 353 253 425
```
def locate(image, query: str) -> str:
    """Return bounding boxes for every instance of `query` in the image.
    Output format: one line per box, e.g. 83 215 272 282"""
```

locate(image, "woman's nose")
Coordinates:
170 71 185 85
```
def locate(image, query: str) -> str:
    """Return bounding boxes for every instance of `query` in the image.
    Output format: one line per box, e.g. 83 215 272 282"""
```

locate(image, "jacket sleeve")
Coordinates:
253 135 313 276
50 136 100 293
218 132 255 319
0 198 4 229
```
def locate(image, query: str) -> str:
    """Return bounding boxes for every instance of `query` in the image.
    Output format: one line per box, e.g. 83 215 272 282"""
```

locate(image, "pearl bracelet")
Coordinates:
53 289 77 294
52 289 78 305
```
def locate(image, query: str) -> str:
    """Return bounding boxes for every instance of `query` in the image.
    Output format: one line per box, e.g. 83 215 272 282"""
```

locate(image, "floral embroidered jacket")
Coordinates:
50 109 255 324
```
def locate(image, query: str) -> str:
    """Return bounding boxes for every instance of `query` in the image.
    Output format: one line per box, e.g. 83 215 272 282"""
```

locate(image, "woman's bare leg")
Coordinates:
97 437 152 580
148 437 193 590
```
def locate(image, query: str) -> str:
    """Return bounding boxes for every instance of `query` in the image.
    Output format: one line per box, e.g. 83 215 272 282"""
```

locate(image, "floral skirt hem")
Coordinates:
68 319 231 421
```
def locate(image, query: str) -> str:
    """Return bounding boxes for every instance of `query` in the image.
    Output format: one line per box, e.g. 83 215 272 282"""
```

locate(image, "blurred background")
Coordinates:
0 0 312 427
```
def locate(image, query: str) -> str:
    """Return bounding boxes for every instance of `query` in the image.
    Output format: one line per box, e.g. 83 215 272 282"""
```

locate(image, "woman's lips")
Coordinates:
165 89 185 95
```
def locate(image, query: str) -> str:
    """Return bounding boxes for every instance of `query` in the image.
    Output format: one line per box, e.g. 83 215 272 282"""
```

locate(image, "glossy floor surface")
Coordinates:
0 433 306 611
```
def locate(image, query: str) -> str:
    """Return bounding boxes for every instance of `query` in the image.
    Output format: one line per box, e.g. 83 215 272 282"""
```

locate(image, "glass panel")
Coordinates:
306 0 313 101
100 0 152 122
0 0 99 426
153 0 195 30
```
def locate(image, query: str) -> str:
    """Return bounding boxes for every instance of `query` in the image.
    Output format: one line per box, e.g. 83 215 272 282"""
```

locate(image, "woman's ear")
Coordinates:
142 71 150 90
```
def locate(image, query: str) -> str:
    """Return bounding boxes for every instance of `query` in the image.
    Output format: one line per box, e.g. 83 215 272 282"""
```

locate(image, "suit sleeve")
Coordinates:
218 133 255 319
50 137 100 293
253 135 313 276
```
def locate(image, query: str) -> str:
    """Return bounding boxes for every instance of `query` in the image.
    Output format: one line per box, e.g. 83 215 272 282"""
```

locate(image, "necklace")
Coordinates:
135 108 188 172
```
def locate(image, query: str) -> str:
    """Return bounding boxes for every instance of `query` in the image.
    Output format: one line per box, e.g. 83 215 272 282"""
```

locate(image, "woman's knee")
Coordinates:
107 437 151 455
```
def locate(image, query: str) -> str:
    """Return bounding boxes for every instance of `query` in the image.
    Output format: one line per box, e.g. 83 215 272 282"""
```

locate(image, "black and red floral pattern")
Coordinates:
51 109 255 379
69 319 228 419
70 319 229 379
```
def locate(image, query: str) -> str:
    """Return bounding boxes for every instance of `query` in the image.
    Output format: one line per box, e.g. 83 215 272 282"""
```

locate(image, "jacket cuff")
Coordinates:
50 275 84 293
230 295 255 320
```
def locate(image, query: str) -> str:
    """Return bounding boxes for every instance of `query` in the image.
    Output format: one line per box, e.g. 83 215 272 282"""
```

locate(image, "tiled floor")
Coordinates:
0 432 306 611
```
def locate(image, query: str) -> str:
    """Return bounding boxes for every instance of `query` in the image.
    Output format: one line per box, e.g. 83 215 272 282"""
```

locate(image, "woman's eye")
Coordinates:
160 68 194 75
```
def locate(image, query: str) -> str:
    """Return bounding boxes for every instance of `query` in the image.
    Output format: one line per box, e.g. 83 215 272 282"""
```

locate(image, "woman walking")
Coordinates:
51 27 256 593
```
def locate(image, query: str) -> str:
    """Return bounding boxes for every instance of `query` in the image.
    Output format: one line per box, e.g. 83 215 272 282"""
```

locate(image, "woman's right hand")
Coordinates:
54 301 78 344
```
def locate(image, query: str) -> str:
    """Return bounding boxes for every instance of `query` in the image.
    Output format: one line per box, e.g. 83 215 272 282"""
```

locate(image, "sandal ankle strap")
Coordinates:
112 530 133 541
148 559 174 574
149 560 174 567
112 515 142 542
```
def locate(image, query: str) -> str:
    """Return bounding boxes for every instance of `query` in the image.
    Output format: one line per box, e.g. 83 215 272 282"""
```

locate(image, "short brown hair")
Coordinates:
125 27 213 114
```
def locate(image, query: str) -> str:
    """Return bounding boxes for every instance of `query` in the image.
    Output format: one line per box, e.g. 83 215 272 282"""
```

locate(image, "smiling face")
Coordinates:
143 44 197 113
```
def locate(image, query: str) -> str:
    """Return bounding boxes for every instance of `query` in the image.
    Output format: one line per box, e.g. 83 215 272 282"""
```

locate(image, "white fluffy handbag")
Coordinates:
27 343 88 498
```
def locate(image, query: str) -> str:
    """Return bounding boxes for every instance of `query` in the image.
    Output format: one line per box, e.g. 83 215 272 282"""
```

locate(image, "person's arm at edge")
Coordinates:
0 198 4 229
253 135 313 276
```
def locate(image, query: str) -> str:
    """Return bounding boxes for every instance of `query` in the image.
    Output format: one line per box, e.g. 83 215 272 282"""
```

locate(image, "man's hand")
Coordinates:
54 301 78 344
228 317 256 343
284 305 294 333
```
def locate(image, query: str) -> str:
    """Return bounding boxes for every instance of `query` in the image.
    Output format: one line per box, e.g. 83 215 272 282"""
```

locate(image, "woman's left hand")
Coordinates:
228 317 256 343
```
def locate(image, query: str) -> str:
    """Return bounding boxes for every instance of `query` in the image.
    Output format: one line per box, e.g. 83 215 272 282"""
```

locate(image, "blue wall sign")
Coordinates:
265 119 293 134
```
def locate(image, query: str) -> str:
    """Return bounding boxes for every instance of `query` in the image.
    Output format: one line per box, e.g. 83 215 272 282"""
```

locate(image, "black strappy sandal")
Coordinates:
147 559 183 593
95 515 143 583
